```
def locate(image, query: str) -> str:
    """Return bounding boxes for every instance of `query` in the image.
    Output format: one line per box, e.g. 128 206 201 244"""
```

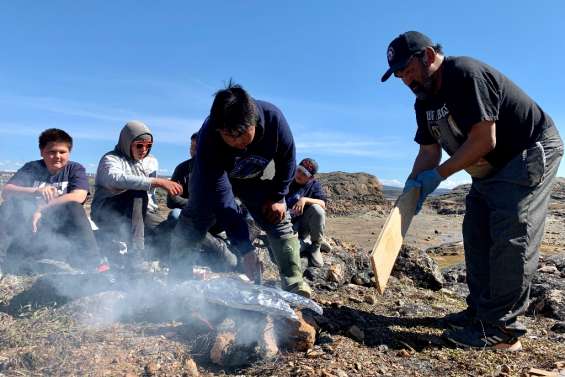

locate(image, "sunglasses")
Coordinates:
133 142 153 150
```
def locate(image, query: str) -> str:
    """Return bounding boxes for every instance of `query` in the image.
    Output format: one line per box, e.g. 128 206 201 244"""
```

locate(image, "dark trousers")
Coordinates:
463 126 563 332
0 199 101 270
91 190 155 252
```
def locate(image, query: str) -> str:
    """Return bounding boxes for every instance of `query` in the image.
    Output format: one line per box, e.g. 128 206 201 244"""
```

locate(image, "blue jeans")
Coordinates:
463 126 563 333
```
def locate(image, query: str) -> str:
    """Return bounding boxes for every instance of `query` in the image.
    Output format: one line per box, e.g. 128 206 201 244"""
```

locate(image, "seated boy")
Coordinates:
0 128 108 276
91 120 182 269
286 158 330 267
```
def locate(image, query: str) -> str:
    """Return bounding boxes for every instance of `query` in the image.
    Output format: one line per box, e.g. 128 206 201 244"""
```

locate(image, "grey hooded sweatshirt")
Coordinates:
91 121 159 215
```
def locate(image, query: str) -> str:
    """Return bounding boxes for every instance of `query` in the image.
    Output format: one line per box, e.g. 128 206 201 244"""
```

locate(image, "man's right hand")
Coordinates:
154 178 183 196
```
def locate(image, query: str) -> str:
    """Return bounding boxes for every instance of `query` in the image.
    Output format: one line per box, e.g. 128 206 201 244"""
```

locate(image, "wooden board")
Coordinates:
370 187 420 294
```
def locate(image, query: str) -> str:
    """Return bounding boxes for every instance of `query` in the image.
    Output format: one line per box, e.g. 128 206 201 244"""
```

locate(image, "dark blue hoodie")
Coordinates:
187 99 296 253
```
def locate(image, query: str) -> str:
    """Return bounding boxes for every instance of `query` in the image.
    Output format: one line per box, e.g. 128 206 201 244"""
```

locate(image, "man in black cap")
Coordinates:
381 31 563 351
286 158 329 267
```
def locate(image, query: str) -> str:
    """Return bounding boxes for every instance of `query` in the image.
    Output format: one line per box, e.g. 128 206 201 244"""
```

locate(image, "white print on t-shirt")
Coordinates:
425 105 465 156
425 105 494 178
32 180 68 196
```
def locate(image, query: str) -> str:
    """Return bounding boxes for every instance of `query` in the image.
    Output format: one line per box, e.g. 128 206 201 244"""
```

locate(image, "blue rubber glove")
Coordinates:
414 168 444 213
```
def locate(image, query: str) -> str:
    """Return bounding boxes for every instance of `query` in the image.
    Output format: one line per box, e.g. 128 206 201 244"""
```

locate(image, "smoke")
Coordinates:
1 183 322 368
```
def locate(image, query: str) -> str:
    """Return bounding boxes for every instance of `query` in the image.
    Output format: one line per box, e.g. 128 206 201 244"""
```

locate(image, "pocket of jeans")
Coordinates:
493 142 546 187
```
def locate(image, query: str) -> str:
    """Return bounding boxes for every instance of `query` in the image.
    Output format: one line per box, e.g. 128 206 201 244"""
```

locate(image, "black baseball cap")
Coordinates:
381 31 434 82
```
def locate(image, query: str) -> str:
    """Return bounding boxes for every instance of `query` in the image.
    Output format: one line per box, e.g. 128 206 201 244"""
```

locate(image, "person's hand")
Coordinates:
242 249 263 282
35 186 58 202
31 210 42 233
262 200 286 224
291 197 307 216
414 168 444 213
155 179 183 196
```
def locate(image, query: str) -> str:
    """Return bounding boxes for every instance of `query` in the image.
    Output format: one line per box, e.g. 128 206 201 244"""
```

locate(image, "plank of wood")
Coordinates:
370 187 420 294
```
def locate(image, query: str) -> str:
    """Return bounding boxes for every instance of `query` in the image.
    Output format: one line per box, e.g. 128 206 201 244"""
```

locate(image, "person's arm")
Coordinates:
409 143 442 179
262 111 296 223
167 162 189 209
97 154 153 191
436 121 496 178
97 154 181 196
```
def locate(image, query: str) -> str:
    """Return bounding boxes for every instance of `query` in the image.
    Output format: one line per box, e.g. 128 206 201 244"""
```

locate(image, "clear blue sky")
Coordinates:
0 1 563 188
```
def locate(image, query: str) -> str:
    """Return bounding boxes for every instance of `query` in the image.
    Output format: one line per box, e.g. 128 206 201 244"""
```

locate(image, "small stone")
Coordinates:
365 295 376 305
183 358 199 376
349 296 363 303
327 264 344 283
336 369 349 377
397 349 411 357
377 344 389 352
355 362 362 370
347 325 365 342
321 371 337 377
144 361 160 376
500 364 511 374
306 350 324 358
550 321 565 333
317 333 335 345
538 265 559 274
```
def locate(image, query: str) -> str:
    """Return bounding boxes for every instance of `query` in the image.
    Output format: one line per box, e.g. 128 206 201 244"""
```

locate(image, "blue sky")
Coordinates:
0 1 563 188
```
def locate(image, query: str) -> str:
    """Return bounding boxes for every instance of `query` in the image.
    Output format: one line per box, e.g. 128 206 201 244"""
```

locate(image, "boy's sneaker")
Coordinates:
443 308 476 330
444 322 523 351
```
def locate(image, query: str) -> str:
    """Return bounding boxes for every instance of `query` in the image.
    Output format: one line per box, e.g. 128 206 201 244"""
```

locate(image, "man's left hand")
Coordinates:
414 168 444 213
262 200 286 224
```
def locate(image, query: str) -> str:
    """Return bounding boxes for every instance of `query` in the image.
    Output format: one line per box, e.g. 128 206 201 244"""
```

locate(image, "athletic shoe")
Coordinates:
443 308 476 330
444 322 523 351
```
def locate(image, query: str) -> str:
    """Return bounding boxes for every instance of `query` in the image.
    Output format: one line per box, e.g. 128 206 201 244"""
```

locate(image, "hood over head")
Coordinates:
116 120 153 159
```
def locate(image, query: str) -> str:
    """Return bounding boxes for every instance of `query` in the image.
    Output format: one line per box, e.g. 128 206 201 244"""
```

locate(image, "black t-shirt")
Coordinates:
414 56 555 167
170 158 194 200
7 160 89 195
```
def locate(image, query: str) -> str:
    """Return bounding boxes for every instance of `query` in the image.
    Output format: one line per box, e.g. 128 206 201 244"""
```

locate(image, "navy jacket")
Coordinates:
187 99 296 252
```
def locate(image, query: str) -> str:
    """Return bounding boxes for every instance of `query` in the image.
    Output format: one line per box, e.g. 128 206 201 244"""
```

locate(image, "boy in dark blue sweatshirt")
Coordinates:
171 83 311 297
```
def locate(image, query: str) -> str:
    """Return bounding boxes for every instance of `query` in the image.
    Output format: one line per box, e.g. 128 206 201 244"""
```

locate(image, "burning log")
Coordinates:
276 310 318 352
209 314 278 367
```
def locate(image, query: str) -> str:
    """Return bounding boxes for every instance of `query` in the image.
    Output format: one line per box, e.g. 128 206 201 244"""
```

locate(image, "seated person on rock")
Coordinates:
0 128 108 276
286 158 329 267
91 120 182 269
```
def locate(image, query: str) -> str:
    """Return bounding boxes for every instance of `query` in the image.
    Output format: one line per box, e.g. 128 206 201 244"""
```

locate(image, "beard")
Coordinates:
409 62 436 100
409 74 434 100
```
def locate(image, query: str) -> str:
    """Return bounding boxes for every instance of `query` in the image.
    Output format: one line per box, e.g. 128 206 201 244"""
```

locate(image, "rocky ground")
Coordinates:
1 173 564 376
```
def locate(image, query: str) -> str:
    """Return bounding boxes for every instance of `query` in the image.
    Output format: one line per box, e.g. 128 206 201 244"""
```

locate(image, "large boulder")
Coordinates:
392 245 444 291
316 172 388 215
528 254 565 320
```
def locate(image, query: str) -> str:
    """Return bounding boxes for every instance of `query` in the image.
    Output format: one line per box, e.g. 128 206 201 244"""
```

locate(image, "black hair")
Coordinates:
190 132 198 141
210 79 257 135
39 128 73 151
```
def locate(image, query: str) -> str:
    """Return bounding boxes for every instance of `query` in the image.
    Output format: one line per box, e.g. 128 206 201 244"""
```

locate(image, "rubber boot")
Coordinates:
306 240 324 268
268 234 312 298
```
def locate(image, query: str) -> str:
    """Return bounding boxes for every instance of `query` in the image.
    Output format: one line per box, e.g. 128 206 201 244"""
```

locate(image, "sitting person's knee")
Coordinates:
310 203 326 218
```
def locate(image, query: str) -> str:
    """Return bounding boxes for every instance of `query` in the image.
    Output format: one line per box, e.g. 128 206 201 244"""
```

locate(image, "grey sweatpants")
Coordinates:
463 126 563 332
292 204 326 244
